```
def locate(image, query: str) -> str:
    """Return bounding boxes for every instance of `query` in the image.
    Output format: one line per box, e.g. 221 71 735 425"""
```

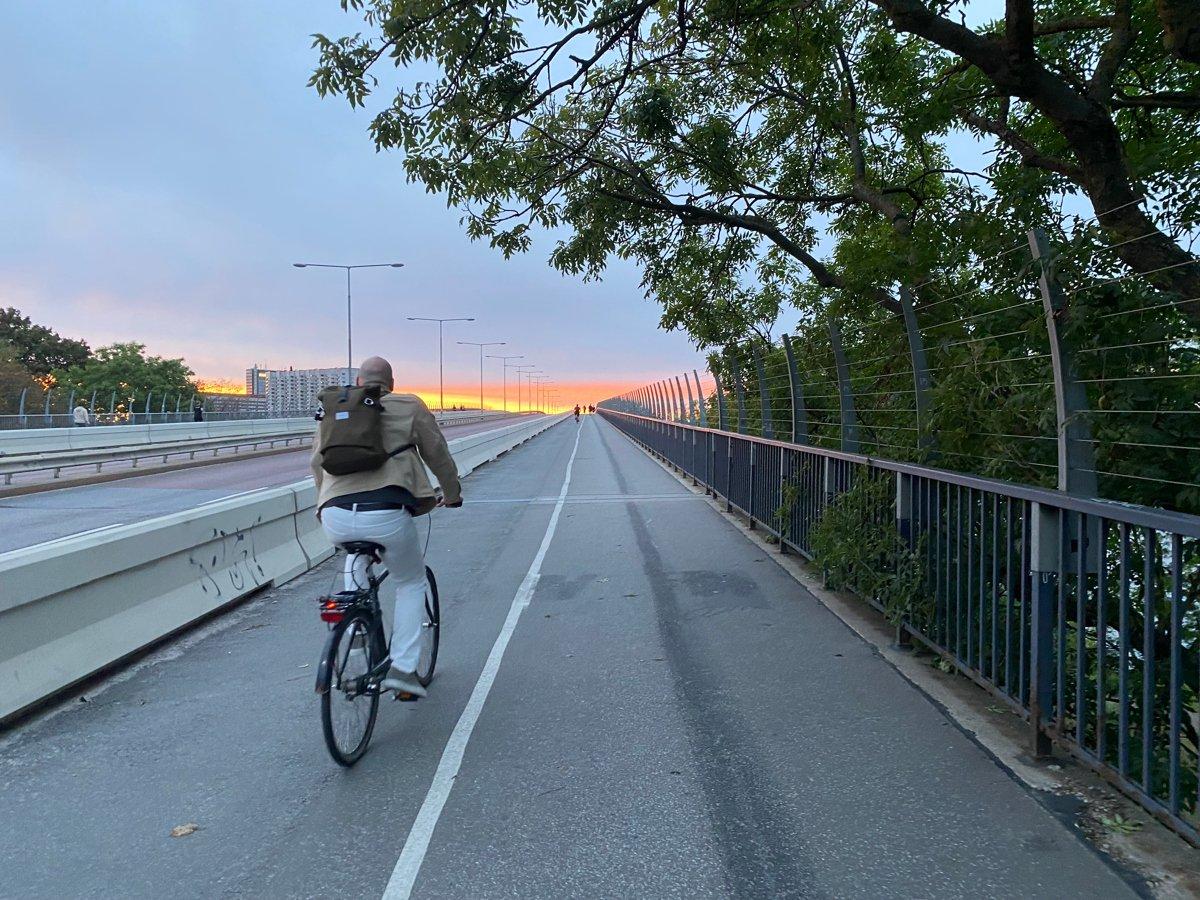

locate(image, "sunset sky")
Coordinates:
0 2 728 409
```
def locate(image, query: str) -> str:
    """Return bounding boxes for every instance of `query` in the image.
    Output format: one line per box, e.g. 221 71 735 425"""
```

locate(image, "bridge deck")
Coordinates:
0 416 1135 897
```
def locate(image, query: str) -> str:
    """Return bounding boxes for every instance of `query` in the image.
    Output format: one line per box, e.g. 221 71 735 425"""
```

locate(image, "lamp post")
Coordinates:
524 371 545 413
407 316 475 411
512 365 537 411
457 341 506 411
292 262 405 385
487 355 524 412
533 376 553 413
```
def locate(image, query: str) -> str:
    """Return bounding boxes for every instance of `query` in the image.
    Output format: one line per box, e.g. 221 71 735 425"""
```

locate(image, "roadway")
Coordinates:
0 415 1136 898
0 415 529 553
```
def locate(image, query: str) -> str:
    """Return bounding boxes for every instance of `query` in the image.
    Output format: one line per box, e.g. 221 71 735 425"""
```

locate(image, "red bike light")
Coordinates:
319 611 344 623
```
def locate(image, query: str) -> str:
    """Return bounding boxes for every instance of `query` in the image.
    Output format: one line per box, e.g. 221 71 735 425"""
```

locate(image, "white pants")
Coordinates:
320 506 427 673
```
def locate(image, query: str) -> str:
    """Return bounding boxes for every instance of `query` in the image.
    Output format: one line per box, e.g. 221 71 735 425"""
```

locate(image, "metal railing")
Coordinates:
599 407 1200 845
1 433 315 486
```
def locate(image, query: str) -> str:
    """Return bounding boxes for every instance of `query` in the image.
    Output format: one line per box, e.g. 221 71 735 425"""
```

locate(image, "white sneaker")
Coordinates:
381 669 427 699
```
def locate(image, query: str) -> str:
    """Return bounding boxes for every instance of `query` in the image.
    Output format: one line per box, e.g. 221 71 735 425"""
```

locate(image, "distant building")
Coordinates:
245 365 356 416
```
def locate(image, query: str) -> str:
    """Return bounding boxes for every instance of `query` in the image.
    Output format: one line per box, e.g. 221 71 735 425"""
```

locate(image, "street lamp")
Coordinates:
534 376 553 413
407 316 475 411
486 355 524 412
524 371 545 413
292 262 404 385
512 365 537 412
457 341 506 411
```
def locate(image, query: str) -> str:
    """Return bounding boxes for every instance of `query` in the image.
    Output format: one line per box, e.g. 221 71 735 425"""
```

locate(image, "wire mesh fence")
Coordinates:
0 389 302 430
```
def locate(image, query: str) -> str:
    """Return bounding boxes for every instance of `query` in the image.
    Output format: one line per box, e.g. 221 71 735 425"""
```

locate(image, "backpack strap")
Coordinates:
387 443 416 458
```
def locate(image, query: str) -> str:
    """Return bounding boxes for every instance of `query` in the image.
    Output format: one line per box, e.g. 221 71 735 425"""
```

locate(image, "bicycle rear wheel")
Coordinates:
415 566 440 687
320 612 380 767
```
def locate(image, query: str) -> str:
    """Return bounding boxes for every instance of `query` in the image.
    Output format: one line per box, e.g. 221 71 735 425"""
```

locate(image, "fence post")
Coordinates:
828 321 860 452
748 441 757 529
66 390 75 421
144 392 153 422
110 391 118 419
751 343 774 439
1028 502 1058 757
681 374 696 424
89 390 97 417
657 381 670 420
692 370 708 427
728 353 748 435
17 387 27 426
899 287 935 453
1028 229 1098 497
672 376 686 422
781 334 809 445
713 372 728 431
43 390 52 425
894 473 915 649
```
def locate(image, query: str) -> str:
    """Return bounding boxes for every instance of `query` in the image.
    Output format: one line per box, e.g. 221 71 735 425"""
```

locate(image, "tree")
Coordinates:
0 341 39 415
0 308 91 378
869 0 1200 319
312 0 1200 328
50 342 196 400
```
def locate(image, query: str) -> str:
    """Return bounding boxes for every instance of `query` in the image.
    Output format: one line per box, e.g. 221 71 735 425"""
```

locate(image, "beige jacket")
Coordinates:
311 392 462 516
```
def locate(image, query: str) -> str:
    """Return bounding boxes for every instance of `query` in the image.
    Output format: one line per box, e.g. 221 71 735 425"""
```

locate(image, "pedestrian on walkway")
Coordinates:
193 403 205 422
72 403 90 427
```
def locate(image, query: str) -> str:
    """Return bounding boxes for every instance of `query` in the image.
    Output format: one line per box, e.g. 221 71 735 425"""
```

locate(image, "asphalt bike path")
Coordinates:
0 416 1137 898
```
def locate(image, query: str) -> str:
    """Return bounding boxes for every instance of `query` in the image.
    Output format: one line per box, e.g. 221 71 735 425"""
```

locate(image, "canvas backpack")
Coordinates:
315 384 413 476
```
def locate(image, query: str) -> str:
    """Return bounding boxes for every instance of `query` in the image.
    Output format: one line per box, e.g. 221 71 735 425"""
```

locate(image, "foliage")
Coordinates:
809 473 929 627
0 308 91 379
0 341 40 414
49 342 196 400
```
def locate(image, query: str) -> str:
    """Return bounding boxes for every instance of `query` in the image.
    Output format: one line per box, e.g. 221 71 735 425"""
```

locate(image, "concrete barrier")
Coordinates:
0 413 566 723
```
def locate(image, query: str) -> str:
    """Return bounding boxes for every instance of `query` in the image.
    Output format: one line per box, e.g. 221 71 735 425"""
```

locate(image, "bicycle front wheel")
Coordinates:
415 566 440 687
320 612 380 767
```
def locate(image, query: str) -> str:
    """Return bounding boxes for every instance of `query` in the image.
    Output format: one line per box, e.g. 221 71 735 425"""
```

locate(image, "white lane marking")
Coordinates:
381 419 584 900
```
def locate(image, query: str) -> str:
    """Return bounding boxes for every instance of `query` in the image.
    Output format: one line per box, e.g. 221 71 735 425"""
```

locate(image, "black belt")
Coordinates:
326 500 408 512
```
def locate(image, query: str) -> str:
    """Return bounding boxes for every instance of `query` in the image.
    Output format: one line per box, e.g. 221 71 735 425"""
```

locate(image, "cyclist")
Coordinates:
574 404 581 422
311 356 462 699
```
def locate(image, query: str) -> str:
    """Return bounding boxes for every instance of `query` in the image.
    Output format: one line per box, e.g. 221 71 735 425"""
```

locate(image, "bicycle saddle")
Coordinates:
340 541 384 558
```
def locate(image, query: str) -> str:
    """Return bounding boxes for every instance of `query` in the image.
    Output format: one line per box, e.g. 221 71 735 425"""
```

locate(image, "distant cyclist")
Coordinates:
574 404 581 423
311 356 462 699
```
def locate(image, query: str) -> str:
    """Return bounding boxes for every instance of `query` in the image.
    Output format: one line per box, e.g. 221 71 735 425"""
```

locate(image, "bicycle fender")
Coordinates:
314 628 339 695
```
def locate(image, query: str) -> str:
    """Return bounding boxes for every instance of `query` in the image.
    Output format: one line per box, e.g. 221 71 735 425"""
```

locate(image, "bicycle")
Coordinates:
314 535 440 767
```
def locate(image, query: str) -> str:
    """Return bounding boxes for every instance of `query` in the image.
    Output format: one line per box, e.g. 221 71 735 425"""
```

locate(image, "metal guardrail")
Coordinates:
599 408 1200 845
0 433 314 485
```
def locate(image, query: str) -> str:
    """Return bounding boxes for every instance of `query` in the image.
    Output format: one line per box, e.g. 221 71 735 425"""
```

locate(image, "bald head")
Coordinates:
357 356 394 391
